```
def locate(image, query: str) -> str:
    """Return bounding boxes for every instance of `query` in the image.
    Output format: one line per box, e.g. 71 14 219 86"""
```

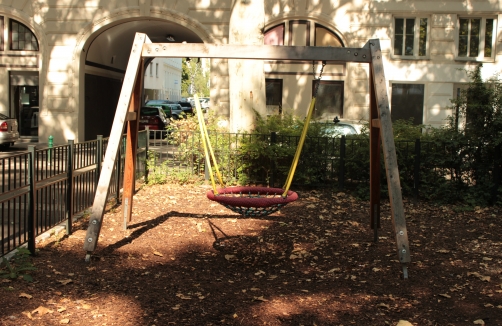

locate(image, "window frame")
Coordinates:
455 16 497 62
391 15 430 60
390 82 426 125
9 18 39 51
264 20 344 48
312 80 345 119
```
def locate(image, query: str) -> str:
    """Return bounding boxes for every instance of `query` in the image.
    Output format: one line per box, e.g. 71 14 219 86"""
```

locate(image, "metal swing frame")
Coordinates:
82 33 411 278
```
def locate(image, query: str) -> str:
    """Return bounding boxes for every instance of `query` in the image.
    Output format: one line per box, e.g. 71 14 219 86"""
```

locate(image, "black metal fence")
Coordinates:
0 132 148 257
148 130 502 203
2 128 501 258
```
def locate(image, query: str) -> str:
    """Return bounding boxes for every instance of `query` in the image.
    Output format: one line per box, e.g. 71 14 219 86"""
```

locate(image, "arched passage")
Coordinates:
79 18 205 140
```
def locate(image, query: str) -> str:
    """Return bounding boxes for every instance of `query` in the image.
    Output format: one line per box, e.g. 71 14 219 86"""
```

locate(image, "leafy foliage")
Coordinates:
181 58 209 98
0 248 37 282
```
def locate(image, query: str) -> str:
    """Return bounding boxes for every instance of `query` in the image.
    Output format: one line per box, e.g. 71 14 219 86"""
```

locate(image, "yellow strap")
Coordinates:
282 96 317 197
193 95 225 193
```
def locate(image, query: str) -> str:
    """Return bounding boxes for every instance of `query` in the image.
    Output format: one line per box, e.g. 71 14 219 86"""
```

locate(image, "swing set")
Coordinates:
83 33 411 278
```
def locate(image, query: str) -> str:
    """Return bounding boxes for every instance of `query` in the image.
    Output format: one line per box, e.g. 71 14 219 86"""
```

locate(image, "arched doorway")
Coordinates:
82 19 204 140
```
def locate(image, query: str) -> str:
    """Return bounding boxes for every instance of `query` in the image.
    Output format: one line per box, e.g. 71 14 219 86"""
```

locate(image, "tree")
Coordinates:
443 63 502 204
181 58 209 98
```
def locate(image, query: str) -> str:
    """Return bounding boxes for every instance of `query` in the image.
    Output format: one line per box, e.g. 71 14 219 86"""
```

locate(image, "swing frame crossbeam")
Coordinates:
82 33 411 278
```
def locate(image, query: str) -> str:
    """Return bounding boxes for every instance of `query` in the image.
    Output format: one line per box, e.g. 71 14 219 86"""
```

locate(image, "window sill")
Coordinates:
454 57 495 63
390 55 430 61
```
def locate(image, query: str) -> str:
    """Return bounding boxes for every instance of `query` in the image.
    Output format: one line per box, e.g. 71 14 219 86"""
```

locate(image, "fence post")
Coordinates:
27 145 37 255
270 132 277 187
96 135 103 191
414 139 421 201
47 135 53 166
338 135 346 190
66 140 74 235
491 143 501 205
144 130 149 183
114 136 122 204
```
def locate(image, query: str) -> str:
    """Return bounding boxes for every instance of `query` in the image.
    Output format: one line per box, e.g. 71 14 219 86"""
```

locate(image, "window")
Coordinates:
264 21 344 47
156 63 158 78
264 24 284 45
391 84 424 124
458 17 495 59
150 64 153 77
393 17 428 58
10 19 38 51
265 79 282 115
315 24 343 47
313 81 344 119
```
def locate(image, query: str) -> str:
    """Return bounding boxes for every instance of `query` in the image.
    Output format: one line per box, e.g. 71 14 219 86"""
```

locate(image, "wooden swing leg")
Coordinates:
82 33 148 260
368 39 411 277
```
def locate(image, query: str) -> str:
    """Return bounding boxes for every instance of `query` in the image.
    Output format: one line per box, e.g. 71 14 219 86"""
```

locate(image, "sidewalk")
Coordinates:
12 138 49 150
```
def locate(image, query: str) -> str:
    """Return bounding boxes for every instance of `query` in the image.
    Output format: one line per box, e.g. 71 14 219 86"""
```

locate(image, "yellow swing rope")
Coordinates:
282 61 326 197
194 61 325 199
281 96 316 197
194 94 224 194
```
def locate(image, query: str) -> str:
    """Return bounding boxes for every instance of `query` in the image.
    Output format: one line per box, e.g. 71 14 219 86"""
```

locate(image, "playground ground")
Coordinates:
0 183 501 326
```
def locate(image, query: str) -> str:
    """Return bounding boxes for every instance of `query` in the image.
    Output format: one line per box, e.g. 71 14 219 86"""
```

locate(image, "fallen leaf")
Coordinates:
225 255 235 261
32 306 54 316
60 319 70 324
439 293 451 298
57 307 67 313
253 296 268 302
473 319 485 325
176 293 191 300
377 303 390 309
436 249 450 253
19 293 33 299
22 311 34 320
396 321 414 326
153 251 163 257
58 279 73 285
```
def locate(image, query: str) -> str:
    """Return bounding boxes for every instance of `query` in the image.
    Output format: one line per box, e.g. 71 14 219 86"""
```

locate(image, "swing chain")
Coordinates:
312 60 326 98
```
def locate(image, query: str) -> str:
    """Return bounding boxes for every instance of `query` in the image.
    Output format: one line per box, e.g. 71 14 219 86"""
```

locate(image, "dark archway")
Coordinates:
83 19 203 140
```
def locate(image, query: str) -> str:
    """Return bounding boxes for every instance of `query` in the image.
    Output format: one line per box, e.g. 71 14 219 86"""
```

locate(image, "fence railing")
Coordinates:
0 131 148 257
1 128 501 258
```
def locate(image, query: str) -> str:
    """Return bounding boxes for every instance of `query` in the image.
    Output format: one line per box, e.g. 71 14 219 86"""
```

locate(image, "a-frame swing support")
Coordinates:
83 33 411 278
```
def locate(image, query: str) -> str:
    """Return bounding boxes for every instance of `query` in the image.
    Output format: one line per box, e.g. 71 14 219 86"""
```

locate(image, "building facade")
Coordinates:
144 57 182 103
0 1 500 143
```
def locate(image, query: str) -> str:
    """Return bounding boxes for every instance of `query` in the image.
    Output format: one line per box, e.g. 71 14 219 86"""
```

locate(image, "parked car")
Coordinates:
177 101 194 116
312 117 365 137
145 100 173 118
0 113 20 149
138 106 170 132
166 103 184 120
199 98 210 112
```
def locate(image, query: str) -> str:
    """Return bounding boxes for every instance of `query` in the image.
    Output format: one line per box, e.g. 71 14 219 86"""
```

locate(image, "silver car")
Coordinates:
0 113 19 149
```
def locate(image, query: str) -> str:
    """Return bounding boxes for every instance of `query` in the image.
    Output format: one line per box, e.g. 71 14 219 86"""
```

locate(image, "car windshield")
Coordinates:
321 123 357 136
0 113 9 119
141 108 161 116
